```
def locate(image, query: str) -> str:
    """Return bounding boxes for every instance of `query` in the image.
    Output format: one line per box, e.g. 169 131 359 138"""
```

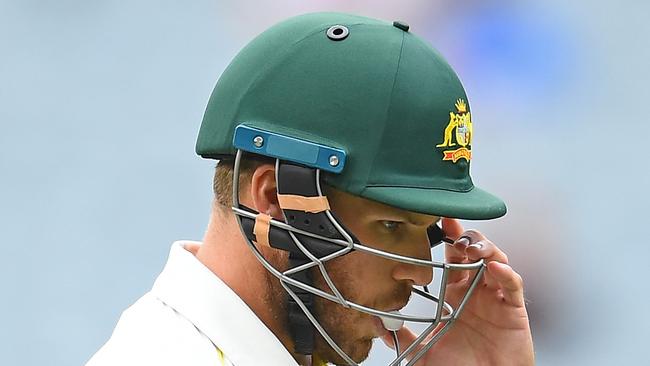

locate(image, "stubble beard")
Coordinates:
262 252 374 364
312 298 375 364
311 265 375 365
262 250 411 365
310 262 413 365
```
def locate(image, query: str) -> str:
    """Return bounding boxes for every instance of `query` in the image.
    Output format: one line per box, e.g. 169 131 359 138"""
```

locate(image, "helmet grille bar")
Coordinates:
231 149 487 365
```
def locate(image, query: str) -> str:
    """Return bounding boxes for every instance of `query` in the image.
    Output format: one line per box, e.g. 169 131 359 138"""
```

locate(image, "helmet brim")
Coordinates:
361 184 507 220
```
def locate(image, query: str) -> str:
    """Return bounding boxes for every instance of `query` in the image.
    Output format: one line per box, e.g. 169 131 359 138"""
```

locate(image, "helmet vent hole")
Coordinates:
318 225 325 231
288 215 295 222
304 218 311 225
326 25 349 41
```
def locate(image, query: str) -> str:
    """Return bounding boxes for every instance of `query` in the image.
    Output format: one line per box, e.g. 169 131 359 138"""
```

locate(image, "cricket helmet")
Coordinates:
196 12 506 365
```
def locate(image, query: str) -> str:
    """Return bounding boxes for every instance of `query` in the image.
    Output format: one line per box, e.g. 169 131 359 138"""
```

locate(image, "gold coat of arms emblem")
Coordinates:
436 99 473 162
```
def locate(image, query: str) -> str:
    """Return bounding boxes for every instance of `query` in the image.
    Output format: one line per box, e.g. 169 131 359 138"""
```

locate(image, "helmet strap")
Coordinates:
287 254 315 354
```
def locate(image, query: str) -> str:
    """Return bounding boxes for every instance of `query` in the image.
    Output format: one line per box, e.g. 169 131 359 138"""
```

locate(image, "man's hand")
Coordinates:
383 218 534 365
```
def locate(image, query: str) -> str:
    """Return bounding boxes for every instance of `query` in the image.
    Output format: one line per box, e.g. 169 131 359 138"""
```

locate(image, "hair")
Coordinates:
213 153 275 207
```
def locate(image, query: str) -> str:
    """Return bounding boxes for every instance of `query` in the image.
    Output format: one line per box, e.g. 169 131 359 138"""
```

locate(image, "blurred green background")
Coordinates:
1 1 648 365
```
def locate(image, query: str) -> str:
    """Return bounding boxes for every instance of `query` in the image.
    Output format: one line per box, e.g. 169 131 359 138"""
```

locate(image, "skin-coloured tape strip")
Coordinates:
253 213 272 247
277 194 331 213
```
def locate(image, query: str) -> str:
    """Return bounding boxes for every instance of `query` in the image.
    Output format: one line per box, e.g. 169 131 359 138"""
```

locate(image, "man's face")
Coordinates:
311 188 439 364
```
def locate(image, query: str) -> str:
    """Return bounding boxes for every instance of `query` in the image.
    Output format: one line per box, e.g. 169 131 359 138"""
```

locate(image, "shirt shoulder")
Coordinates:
86 292 227 366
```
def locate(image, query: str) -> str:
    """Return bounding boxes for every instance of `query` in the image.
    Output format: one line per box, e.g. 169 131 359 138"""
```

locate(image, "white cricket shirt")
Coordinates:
86 241 299 366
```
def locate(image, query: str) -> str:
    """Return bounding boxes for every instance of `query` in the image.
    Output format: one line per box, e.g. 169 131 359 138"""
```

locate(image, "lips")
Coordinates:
382 300 409 313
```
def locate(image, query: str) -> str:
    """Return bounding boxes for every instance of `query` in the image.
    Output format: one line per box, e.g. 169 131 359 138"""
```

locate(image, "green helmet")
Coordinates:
196 12 507 365
196 12 505 219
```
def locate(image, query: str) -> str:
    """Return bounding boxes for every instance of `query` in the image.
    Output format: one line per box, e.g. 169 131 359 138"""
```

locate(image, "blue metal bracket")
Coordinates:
233 124 346 174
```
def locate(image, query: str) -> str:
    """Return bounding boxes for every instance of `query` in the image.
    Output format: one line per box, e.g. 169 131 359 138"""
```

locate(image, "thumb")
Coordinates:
441 218 465 241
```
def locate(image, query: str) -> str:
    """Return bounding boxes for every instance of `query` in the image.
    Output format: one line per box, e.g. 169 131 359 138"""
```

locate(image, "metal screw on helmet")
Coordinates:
326 25 349 41
253 135 264 148
328 155 340 167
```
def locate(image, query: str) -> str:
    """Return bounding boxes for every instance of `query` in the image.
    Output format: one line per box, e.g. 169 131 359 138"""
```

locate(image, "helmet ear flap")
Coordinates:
277 161 358 245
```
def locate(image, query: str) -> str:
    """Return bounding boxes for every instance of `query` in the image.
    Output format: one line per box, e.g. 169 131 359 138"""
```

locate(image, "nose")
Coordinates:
391 234 434 286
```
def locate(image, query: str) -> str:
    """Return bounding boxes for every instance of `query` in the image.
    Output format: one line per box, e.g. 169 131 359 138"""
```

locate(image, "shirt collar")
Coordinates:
150 241 299 366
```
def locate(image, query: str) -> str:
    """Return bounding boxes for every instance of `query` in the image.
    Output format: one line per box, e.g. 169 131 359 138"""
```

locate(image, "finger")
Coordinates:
442 218 468 263
476 266 500 289
441 218 464 241
445 238 469 263
459 231 508 288
445 238 470 283
465 238 509 264
442 219 470 284
487 262 525 307
445 227 484 264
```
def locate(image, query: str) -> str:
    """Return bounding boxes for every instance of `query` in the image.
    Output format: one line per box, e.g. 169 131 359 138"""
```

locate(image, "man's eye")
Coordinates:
381 221 401 231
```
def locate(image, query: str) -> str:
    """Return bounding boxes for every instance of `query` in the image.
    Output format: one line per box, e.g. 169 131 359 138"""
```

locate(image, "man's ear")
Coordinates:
249 164 283 219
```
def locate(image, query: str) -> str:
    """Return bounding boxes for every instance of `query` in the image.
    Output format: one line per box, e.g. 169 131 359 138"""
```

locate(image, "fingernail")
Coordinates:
469 243 483 250
456 237 470 246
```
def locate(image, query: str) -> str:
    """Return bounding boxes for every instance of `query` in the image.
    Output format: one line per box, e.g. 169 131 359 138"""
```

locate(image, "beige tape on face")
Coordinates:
277 194 331 213
253 213 272 247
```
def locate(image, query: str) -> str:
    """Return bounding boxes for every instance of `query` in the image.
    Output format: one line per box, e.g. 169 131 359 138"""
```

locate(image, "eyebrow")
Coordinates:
373 208 439 227
413 219 440 227
402 214 440 227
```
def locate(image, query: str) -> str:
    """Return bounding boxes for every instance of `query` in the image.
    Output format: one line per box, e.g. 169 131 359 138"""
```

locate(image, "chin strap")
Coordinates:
287 254 315 354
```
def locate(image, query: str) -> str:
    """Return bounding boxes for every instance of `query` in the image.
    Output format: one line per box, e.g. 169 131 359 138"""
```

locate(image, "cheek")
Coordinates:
346 223 401 255
325 251 395 304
